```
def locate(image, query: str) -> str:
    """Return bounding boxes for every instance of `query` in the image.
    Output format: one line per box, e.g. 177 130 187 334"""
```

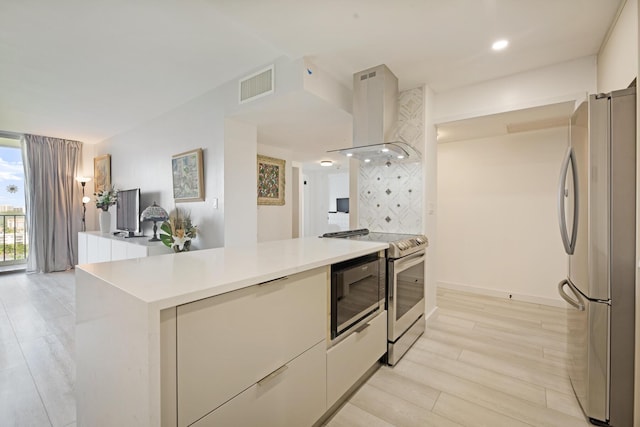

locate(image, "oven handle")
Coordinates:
393 251 426 274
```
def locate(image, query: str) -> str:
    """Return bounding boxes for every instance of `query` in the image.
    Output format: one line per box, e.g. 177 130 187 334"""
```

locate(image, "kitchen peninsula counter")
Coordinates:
75 237 388 426
77 236 387 309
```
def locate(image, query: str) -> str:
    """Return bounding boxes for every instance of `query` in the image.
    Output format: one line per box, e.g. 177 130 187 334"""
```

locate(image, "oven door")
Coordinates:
388 250 425 342
331 253 384 339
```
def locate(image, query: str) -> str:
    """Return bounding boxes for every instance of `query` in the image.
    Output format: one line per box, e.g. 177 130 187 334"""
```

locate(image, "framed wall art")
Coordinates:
172 148 204 202
93 154 111 193
257 155 285 206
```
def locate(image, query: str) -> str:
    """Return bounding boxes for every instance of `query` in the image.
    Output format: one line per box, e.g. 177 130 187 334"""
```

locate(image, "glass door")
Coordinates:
0 137 27 269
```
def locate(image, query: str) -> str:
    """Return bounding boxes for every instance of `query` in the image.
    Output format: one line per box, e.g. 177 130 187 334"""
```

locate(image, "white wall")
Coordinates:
95 83 230 249
435 56 597 123
423 86 438 317
437 127 568 304
91 56 325 249
303 170 330 237
257 144 293 242
225 119 258 247
303 58 351 115
598 0 638 93
328 172 349 211
292 165 302 238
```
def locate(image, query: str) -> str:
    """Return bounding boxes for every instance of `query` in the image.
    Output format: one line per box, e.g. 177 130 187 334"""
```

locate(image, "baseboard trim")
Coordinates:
437 281 566 308
424 306 438 322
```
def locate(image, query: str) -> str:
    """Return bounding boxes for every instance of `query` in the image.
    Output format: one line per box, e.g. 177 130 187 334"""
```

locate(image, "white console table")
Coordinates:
77 231 172 264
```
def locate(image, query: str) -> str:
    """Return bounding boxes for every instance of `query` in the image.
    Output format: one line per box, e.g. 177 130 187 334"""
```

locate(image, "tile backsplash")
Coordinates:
358 87 424 234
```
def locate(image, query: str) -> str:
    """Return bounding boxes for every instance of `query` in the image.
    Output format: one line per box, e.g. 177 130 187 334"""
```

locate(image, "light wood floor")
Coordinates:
325 288 592 427
0 270 76 427
0 272 590 427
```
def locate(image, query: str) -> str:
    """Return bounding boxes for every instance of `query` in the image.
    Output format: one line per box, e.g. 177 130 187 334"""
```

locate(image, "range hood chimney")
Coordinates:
329 64 420 163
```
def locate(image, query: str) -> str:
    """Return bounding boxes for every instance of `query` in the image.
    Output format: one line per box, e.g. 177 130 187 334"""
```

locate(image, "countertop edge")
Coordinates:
76 239 388 310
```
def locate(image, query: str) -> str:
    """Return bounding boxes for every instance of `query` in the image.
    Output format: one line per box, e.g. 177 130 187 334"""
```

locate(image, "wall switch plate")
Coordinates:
212 198 218 209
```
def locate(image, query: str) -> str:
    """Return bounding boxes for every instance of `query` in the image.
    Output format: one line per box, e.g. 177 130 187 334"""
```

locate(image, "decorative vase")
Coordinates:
99 210 111 233
172 240 191 253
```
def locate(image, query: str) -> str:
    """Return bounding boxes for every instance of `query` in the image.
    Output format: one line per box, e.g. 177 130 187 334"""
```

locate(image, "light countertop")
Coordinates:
76 236 387 309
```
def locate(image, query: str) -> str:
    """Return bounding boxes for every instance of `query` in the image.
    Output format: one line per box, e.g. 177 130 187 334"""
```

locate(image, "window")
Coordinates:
0 136 27 264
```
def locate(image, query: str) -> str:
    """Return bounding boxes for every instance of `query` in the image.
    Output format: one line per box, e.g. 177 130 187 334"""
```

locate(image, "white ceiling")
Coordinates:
212 0 622 92
437 101 576 144
0 0 624 163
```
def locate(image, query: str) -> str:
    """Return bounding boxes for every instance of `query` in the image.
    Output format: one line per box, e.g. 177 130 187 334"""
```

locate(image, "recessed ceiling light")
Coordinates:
320 160 333 167
346 152 353 157
364 158 371 163
381 148 389 153
397 155 405 159
492 39 509 51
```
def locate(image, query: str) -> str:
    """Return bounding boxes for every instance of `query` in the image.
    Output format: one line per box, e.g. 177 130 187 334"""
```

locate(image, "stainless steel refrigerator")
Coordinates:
557 87 636 426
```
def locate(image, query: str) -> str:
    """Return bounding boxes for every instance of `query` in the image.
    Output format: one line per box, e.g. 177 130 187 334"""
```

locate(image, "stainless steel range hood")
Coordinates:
329 64 421 163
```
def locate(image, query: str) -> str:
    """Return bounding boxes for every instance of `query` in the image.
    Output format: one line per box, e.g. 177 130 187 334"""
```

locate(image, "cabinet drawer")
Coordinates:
192 341 326 427
111 240 129 261
327 310 387 407
176 267 327 427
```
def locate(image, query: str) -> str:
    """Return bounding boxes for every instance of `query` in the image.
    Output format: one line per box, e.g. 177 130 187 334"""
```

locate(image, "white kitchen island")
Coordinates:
75 236 388 427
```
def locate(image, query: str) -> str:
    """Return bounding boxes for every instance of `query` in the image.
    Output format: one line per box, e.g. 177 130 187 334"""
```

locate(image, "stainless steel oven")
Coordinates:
387 249 425 365
330 252 385 340
323 229 429 364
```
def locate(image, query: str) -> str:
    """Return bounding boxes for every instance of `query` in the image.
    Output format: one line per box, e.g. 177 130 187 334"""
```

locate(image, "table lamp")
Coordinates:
140 202 169 242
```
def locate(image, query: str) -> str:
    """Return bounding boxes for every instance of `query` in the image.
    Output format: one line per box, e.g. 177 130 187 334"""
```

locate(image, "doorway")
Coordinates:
301 165 349 237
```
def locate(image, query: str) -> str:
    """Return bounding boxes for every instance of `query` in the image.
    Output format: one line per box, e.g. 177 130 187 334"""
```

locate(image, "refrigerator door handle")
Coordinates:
557 279 585 311
557 147 579 255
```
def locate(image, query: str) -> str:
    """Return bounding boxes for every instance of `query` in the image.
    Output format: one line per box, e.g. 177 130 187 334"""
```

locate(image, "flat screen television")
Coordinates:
336 197 349 213
116 188 141 237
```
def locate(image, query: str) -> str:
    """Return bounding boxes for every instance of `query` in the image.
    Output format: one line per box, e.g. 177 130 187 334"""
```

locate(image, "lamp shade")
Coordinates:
140 202 169 222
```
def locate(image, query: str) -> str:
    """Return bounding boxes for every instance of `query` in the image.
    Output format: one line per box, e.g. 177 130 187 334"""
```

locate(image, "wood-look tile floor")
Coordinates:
0 270 76 427
325 288 592 427
0 271 589 427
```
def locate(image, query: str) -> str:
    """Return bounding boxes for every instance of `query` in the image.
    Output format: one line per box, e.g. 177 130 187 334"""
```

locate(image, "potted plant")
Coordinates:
94 187 117 233
95 187 118 211
160 207 197 252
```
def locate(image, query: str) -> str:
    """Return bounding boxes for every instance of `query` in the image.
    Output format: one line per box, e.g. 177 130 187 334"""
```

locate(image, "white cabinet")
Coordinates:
85 233 109 263
111 239 150 260
77 231 171 264
77 232 88 264
326 310 387 407
192 341 326 427
111 240 129 261
175 267 327 427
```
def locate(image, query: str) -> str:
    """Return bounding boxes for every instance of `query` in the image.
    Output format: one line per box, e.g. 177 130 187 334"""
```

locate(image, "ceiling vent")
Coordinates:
239 65 274 104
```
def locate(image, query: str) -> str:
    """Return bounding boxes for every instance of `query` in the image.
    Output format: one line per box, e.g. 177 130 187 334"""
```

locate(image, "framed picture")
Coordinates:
172 148 204 202
257 155 285 206
93 154 111 193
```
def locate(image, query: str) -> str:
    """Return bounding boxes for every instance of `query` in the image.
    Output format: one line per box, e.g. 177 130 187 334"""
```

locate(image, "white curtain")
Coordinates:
21 134 82 273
